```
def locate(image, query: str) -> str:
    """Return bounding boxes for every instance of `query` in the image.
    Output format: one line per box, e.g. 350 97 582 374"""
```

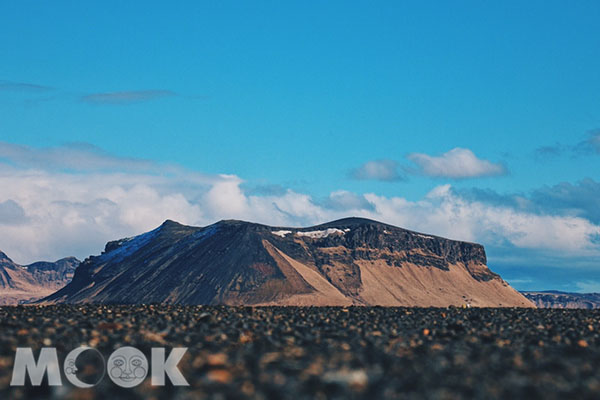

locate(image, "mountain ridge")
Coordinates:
41 218 533 307
0 250 79 304
522 291 600 309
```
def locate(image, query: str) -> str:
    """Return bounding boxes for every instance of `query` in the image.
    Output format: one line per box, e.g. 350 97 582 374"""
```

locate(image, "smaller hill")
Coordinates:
522 291 600 309
0 250 79 304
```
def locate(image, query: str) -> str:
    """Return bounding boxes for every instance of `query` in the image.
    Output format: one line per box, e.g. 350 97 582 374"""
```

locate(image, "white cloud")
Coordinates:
0 168 206 263
323 190 375 212
0 199 27 225
575 281 600 293
204 175 249 218
350 159 403 181
0 143 598 269
407 148 506 178
363 186 599 255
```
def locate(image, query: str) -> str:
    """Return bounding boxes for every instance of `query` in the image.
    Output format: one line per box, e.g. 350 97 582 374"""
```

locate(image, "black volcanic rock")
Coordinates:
523 291 600 309
2 305 599 400
41 218 532 307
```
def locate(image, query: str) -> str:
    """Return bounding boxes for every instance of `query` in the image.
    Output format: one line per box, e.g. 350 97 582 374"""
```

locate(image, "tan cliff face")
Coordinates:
0 251 79 305
41 218 535 307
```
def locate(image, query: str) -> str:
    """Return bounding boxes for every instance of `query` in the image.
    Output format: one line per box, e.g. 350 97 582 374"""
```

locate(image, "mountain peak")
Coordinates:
41 216 533 307
313 217 390 229
215 219 259 226
0 250 13 263
0 249 79 304
160 219 184 228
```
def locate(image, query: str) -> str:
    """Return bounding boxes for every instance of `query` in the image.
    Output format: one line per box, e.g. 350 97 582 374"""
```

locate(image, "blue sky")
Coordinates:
1 1 599 292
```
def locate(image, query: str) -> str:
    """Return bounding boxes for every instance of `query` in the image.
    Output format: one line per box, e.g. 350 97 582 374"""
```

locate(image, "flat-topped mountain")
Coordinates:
0 250 79 304
41 218 533 307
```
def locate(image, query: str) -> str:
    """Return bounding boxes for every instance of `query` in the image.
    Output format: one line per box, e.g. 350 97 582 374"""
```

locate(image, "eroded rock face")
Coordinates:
522 291 600 309
0 251 79 304
41 218 533 307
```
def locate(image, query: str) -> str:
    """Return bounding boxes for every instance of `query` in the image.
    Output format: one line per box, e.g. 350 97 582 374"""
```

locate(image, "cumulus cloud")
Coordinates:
243 183 288 196
458 179 600 225
0 200 27 225
530 179 600 224
363 185 599 256
407 148 506 179
321 190 376 212
81 90 176 104
0 143 598 272
350 160 404 181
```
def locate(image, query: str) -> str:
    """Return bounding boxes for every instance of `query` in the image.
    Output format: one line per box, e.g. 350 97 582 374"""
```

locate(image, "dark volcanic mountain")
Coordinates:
0 250 79 304
42 218 533 307
522 291 600 309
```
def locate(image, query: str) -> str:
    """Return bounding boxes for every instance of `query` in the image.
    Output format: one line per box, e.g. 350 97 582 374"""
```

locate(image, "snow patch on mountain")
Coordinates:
297 228 346 238
272 230 292 238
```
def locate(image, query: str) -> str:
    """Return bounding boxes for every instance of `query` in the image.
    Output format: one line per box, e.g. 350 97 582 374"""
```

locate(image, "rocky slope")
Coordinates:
522 291 600 309
42 218 533 307
0 250 79 304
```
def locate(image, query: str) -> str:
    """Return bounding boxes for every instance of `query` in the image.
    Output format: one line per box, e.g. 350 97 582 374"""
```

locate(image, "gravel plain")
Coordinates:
0 305 599 399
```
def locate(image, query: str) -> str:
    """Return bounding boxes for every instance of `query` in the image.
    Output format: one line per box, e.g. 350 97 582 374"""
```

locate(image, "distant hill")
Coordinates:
522 291 600 309
0 250 79 304
41 218 533 307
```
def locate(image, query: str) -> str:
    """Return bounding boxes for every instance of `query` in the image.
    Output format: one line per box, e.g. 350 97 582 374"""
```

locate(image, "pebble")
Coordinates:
0 305 598 399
